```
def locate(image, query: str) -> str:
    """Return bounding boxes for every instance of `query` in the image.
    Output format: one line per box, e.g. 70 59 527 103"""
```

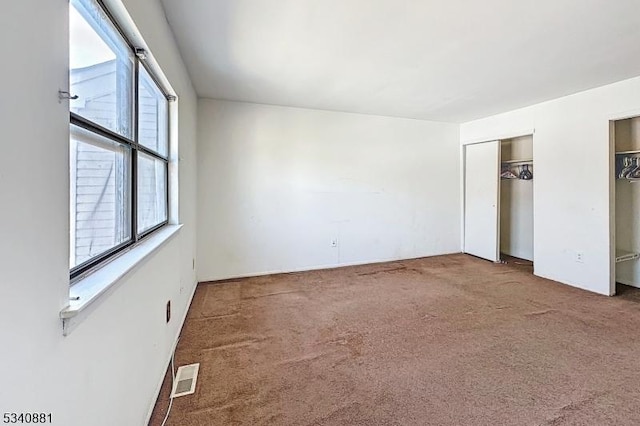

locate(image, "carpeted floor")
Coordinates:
150 253 640 426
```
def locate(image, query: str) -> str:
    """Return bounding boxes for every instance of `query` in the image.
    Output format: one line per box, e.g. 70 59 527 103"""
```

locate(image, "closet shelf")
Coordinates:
502 159 533 164
616 150 640 155
616 250 640 263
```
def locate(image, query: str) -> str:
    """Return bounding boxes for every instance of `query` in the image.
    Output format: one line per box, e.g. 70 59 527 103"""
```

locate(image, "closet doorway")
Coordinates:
612 116 640 293
463 135 534 269
499 136 534 267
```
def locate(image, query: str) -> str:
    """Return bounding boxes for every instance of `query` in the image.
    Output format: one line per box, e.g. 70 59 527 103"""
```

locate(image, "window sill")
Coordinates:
60 224 182 334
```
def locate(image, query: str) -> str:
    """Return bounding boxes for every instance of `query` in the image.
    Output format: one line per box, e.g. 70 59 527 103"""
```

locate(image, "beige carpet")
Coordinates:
150 253 640 425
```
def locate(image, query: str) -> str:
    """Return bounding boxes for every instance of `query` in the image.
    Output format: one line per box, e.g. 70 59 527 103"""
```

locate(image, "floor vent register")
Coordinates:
170 363 200 398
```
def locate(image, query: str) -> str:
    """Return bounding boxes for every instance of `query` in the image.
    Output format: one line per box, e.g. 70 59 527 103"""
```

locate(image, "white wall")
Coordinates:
461 75 640 296
0 1 197 425
615 179 640 286
500 180 534 260
197 100 461 281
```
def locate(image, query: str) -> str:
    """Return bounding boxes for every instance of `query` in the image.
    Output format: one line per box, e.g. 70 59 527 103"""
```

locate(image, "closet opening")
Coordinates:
613 116 640 295
499 136 534 272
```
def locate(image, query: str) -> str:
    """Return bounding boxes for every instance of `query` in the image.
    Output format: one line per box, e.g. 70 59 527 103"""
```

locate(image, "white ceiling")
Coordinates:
160 0 640 123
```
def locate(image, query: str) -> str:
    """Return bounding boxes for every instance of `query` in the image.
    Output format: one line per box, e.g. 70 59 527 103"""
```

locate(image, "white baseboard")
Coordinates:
198 251 462 283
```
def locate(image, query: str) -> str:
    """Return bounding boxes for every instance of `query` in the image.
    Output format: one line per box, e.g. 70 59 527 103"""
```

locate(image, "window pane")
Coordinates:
137 153 168 233
69 0 134 138
70 125 132 269
138 65 169 156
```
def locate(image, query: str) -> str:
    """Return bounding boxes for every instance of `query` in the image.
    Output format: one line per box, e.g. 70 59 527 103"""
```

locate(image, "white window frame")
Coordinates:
61 0 180 335
69 0 173 283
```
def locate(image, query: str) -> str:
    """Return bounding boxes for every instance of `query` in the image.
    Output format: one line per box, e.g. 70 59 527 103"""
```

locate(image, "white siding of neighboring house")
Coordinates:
70 59 164 268
137 71 167 233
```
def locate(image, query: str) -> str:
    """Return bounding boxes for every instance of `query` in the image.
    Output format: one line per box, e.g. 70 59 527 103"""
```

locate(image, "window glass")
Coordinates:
69 0 134 138
137 152 168 233
138 65 169 156
69 0 171 280
70 125 132 269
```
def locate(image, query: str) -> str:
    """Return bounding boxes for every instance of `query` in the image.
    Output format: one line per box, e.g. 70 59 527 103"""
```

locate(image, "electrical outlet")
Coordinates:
166 300 171 323
331 238 338 248
575 251 584 263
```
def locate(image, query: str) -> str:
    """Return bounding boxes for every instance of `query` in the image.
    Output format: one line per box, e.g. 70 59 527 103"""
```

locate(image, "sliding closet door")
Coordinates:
464 141 500 262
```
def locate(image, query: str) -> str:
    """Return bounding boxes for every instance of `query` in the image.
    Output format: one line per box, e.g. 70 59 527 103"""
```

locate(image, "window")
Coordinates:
69 0 170 280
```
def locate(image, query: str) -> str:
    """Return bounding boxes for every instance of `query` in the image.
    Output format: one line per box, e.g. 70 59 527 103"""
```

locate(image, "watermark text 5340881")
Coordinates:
3 413 52 424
